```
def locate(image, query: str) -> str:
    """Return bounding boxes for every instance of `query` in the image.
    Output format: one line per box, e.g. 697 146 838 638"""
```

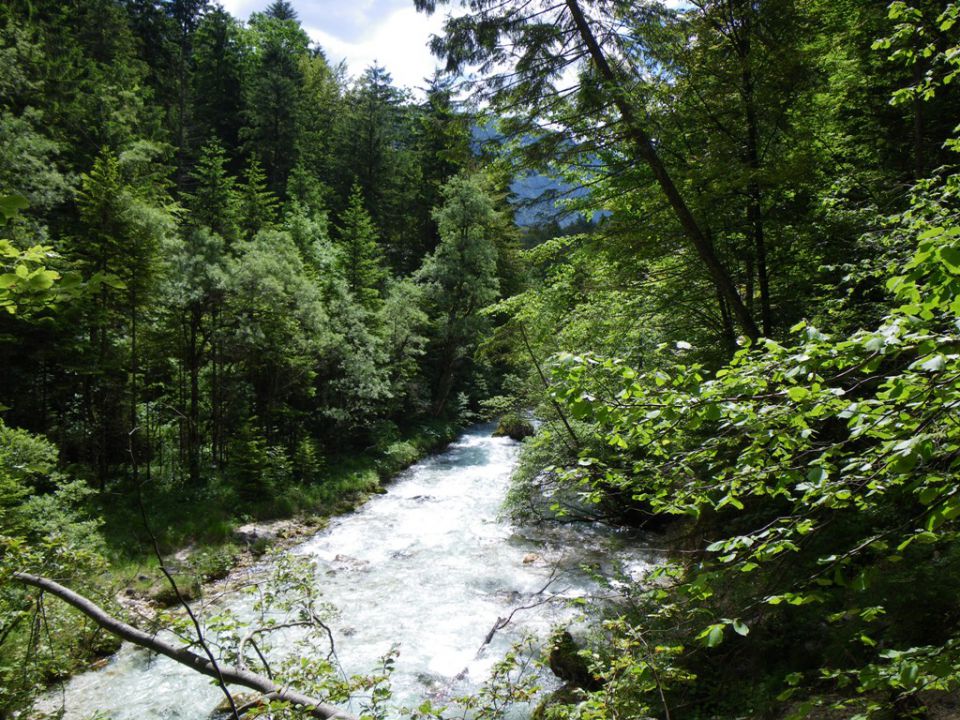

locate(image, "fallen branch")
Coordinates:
479 567 563 653
12 572 357 720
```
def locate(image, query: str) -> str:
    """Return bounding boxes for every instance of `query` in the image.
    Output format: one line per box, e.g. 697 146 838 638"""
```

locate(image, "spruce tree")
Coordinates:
237 158 279 239
335 184 386 310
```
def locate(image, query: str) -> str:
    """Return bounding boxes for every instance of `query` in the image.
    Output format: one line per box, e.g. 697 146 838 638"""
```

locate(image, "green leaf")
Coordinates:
0 194 28 221
806 466 827 483
919 486 941 505
697 623 725 648
940 246 960 273
917 354 945 372
899 662 920 688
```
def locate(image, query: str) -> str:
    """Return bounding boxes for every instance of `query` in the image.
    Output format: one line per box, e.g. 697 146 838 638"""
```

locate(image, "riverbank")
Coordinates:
18 418 463 705
126 418 461 579
31 423 624 720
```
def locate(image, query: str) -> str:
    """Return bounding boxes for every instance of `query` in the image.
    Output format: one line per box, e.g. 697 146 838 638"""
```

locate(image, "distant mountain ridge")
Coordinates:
472 124 593 228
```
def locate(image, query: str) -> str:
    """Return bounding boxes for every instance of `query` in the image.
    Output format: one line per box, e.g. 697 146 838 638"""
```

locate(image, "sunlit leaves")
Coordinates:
535 165 960 713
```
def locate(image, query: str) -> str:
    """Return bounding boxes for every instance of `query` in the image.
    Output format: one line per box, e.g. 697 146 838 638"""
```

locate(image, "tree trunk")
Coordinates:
739 20 773 336
564 0 760 342
12 572 356 720
130 287 139 484
432 352 457 417
188 303 202 485
716 288 736 356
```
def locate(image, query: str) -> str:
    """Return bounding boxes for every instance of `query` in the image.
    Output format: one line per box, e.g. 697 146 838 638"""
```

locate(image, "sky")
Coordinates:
218 0 449 94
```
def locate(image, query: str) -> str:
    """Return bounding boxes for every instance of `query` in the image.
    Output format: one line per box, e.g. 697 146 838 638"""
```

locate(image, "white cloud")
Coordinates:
217 0 259 20
216 1 445 95
305 7 446 93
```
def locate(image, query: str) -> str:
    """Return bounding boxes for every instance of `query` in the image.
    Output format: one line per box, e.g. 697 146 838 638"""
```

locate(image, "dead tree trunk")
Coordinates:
12 572 357 720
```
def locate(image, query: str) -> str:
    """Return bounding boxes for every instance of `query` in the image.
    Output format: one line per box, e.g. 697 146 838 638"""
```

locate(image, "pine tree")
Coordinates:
242 10 310 194
237 158 279 238
73 145 174 486
191 6 246 156
416 174 500 415
265 1 298 21
184 139 239 242
335 184 386 310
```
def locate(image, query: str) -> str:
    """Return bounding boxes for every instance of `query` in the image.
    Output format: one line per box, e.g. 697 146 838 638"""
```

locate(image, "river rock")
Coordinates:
332 553 370 571
417 670 444 688
89 629 122 658
208 693 261 719
496 589 523 603
148 576 200 606
233 521 279 545
522 552 540 565
233 518 311 546
492 413 535 441
531 683 586 720
173 545 195 564
548 631 602 691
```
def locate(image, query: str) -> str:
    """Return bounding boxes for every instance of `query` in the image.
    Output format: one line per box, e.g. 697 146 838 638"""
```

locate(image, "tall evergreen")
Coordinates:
191 6 246 156
336 184 386 310
242 8 310 195
237 157 279 238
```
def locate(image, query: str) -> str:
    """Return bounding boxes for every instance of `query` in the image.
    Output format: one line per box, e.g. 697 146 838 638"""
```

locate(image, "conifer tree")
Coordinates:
416 174 500 415
191 6 246 154
335 184 386 310
73 145 174 485
242 9 309 194
237 158 279 238
184 139 238 242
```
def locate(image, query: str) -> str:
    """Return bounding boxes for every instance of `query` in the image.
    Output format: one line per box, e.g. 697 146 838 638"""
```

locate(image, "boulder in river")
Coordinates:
208 693 261 719
492 413 534 441
233 519 301 545
332 553 370 571
531 683 587 720
148 575 201 606
548 630 602 691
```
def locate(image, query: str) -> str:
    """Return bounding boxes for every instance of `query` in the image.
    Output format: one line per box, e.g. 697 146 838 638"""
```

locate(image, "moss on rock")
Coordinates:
493 413 534 441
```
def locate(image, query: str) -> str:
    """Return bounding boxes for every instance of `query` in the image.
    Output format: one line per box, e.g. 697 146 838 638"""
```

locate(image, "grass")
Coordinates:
94 418 461 593
1 418 462 713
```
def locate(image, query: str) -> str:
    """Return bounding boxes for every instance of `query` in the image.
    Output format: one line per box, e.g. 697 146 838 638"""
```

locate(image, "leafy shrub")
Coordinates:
535 170 960 715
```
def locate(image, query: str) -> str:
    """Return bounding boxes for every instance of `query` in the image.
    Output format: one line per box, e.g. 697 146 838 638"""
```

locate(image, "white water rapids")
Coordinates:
36 423 655 719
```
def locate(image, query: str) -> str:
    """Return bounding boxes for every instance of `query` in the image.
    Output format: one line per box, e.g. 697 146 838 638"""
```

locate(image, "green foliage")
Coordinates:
0 195 81 317
184 139 239 242
417 173 503 415
242 8 310 194
492 412 533 441
335 184 387 310
528 167 960 715
0 421 106 713
875 2 960 106
191 6 246 149
238 158 280 238
0 2 485 712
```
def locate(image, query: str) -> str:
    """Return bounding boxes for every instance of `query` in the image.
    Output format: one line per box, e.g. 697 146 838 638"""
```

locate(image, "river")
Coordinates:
36 423 654 719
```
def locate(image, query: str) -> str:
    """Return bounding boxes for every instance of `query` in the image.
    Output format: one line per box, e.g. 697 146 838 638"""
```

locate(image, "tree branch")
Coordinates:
11 572 357 720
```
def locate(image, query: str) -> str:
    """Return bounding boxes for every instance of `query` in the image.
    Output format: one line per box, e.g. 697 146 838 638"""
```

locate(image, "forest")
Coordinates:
2 0 960 718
